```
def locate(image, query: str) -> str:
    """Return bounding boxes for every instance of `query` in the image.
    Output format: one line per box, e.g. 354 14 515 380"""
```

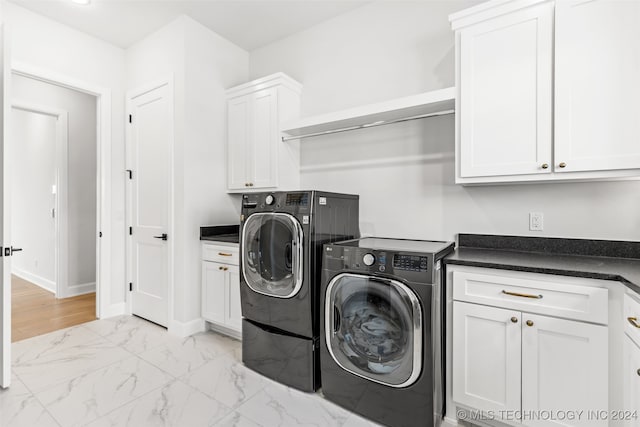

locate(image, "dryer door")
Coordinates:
242 212 303 298
325 273 422 388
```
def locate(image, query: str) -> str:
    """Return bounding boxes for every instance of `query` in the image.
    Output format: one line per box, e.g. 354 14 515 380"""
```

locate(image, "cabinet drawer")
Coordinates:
624 292 640 347
202 244 239 265
452 271 608 324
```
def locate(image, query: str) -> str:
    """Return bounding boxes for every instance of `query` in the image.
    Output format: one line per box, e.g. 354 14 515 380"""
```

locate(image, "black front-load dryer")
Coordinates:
320 237 454 427
240 191 359 392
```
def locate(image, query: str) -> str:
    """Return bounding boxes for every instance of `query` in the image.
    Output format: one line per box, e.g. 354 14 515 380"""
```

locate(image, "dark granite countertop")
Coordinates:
445 234 640 295
200 225 239 244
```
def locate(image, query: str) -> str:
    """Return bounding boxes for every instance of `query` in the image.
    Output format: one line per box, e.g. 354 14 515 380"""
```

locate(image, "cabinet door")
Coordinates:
224 265 242 332
227 95 250 190
624 336 640 427
458 2 553 178
202 261 226 324
555 0 640 173
522 314 608 427
452 302 522 413
248 88 278 189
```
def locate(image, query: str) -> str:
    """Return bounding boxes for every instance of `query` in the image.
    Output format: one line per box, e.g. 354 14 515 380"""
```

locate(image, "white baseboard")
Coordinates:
169 318 206 338
64 281 96 298
12 268 55 293
444 416 461 426
99 302 126 319
206 322 242 341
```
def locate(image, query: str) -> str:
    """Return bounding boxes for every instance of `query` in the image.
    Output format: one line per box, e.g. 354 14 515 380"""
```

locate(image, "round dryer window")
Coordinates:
242 212 303 298
325 273 422 388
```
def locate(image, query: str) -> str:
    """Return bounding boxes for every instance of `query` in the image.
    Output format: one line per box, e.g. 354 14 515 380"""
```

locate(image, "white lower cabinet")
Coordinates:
521 313 608 427
624 336 640 427
453 302 522 413
452 268 609 427
201 243 241 338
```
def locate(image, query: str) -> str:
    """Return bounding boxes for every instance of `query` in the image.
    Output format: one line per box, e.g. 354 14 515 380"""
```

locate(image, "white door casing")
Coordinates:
0 20 12 389
127 80 173 327
11 60 114 320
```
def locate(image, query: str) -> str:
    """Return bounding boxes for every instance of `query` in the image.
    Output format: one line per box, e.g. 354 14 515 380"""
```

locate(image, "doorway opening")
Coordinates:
10 73 98 341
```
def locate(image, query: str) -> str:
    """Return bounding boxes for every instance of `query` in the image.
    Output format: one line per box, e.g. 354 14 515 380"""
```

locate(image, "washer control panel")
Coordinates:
323 239 454 284
362 253 375 266
393 254 428 273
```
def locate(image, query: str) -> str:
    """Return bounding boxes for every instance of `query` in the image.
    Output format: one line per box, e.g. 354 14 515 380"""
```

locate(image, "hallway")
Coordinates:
11 275 96 342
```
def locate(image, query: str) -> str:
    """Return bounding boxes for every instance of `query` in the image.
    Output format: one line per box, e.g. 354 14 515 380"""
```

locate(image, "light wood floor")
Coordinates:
12 275 96 342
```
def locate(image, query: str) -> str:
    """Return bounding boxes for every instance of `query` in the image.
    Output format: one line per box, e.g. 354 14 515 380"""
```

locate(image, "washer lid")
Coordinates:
335 237 454 257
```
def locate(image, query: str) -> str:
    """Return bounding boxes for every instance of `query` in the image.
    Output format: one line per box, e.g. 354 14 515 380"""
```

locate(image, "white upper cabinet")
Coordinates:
555 0 640 173
451 0 640 184
458 2 553 178
226 73 301 192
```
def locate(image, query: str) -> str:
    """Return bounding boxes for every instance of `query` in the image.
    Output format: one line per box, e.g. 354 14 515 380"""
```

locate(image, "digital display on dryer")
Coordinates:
393 254 428 272
286 193 309 206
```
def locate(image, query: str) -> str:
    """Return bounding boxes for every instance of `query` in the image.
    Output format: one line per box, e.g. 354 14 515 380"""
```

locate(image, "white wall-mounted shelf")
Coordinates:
281 86 455 141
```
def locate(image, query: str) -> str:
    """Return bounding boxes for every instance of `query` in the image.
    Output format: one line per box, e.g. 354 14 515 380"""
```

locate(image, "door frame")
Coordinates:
125 77 174 329
10 102 69 297
11 61 113 319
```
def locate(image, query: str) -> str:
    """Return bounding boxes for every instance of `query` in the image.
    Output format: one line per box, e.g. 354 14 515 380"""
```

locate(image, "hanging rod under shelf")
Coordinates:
281 109 455 142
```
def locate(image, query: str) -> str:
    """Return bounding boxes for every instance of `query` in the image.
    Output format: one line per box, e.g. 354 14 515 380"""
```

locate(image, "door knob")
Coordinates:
558 162 567 168
510 317 518 323
526 320 534 327
153 233 168 241
541 163 549 169
4 246 23 256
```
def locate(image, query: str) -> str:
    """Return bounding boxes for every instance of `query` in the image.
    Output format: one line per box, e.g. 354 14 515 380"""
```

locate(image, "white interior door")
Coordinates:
1 21 12 388
128 82 172 327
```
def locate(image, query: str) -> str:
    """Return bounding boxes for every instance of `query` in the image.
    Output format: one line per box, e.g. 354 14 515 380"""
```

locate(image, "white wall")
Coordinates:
182 19 248 323
126 15 248 328
11 74 97 294
5 3 126 313
250 0 640 242
10 108 56 291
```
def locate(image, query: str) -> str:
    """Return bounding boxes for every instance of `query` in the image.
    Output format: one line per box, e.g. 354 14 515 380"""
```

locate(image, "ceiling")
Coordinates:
8 0 370 51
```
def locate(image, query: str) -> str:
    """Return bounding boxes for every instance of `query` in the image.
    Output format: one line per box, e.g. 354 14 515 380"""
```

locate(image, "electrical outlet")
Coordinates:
529 212 544 231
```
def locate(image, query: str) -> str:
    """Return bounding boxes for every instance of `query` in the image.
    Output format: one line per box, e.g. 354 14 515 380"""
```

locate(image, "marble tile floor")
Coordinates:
1 315 381 427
